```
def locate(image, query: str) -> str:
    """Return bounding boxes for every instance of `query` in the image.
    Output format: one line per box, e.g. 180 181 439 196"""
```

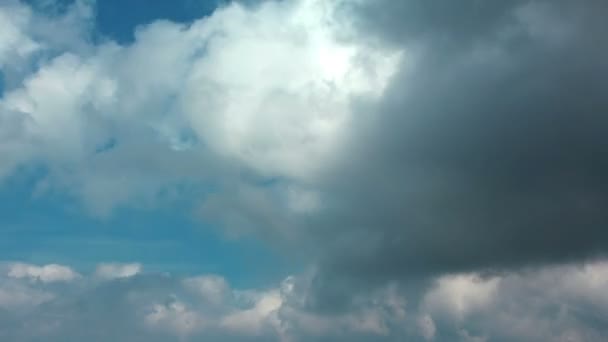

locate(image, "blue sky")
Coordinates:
0 136 292 290
0 175 291 286
1 0 608 341
95 0 222 43
27 0 219 40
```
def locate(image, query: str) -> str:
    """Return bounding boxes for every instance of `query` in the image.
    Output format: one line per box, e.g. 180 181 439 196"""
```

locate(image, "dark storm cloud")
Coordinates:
342 0 524 46
291 0 608 296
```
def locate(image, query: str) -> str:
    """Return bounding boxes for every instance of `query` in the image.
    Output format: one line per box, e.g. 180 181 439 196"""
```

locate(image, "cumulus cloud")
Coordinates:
284 0 608 297
0 261 393 341
220 290 283 335
95 263 142 279
422 274 500 322
7 262 79 283
0 0 399 217
0 260 607 341
418 261 608 341
0 3 39 68
183 275 230 305
145 299 208 337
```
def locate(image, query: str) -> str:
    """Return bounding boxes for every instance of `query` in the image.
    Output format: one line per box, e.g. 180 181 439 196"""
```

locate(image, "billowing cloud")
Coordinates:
281 0 608 289
0 0 399 217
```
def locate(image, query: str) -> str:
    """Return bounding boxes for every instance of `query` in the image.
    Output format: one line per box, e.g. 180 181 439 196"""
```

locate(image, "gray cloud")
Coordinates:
0 261 409 341
297 0 608 281
192 1 608 313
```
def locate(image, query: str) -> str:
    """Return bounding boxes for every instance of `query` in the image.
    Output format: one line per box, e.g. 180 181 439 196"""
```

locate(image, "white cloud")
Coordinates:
177 0 401 180
416 261 608 341
0 0 401 216
0 0 93 79
423 274 500 321
95 263 142 280
0 3 39 68
145 298 207 337
7 263 79 283
417 314 436 341
183 275 230 305
221 290 283 335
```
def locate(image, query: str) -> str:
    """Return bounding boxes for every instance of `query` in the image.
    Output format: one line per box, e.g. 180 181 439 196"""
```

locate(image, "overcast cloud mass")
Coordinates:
1 0 608 340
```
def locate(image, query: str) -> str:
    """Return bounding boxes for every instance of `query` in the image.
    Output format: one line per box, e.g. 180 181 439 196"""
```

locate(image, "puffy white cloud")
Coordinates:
0 3 39 68
95 262 142 280
145 298 207 337
7 262 79 283
220 290 283 335
183 275 230 305
176 0 400 180
416 260 608 341
0 0 400 217
0 0 93 81
422 274 500 321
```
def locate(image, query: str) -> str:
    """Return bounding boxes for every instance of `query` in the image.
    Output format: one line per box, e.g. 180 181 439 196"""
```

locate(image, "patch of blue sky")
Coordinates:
96 0 220 43
22 0 220 43
25 0 266 43
0 166 295 287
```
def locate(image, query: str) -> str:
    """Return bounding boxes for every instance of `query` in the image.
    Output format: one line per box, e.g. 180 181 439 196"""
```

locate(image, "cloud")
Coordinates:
183 275 230 305
418 261 608 341
145 299 208 337
95 263 142 279
7 262 79 283
0 3 39 68
282 0 608 293
416 314 436 341
0 281 54 309
422 274 500 321
0 260 607 341
0 0 399 217
0 260 407 341
219 290 282 335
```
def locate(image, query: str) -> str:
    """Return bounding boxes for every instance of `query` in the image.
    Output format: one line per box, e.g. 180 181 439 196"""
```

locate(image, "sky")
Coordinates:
0 0 607 341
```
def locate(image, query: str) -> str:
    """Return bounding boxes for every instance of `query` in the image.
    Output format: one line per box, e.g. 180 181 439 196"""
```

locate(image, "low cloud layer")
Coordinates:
1 260 608 341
